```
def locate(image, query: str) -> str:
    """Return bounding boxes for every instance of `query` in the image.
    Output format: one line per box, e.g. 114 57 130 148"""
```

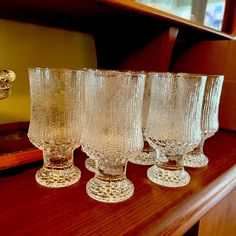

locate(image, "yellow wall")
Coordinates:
0 19 97 124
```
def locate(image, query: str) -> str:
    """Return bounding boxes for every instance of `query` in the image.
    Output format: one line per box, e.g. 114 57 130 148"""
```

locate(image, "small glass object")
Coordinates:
0 70 16 100
129 72 157 165
82 69 145 203
184 75 224 168
145 73 207 187
28 68 84 188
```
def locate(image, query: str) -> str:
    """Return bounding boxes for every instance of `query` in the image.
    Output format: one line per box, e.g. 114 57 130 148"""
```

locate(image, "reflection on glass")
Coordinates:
204 1 225 30
134 0 226 31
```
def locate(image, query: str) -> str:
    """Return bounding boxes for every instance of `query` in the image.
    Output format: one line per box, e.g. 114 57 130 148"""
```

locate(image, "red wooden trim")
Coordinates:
221 0 236 35
0 121 29 132
0 149 42 170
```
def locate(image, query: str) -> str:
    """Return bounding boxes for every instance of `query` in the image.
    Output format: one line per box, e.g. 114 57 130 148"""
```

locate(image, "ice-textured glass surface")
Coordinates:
184 75 224 168
28 68 84 188
145 73 207 187
82 69 145 203
129 72 157 165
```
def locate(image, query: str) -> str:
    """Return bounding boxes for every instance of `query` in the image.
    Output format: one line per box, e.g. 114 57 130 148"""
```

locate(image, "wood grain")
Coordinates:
198 188 236 236
0 130 236 236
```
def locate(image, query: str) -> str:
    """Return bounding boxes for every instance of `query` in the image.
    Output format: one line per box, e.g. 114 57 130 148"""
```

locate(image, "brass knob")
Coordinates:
0 70 16 100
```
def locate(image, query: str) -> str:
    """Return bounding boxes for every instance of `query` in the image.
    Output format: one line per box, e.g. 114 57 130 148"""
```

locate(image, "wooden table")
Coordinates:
0 130 236 236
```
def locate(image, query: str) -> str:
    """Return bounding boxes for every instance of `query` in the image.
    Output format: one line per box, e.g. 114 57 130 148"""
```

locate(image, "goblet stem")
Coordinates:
147 153 190 187
129 140 157 165
183 139 208 168
86 160 134 203
35 148 81 188
85 157 96 172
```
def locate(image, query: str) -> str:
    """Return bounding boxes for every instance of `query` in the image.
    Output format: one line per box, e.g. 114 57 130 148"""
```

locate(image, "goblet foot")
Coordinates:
86 177 134 203
85 158 96 172
129 151 156 165
147 165 190 187
35 166 81 188
183 154 208 168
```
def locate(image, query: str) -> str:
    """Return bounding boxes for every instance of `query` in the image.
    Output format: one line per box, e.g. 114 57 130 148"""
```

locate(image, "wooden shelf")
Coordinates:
0 130 236 235
0 0 234 40
100 0 234 40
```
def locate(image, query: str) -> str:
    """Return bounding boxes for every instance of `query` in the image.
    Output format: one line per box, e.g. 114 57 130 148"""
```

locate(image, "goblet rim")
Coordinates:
148 72 224 81
86 68 146 78
148 72 209 79
28 67 87 72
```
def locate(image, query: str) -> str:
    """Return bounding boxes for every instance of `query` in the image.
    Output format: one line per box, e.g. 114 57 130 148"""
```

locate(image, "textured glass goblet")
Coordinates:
83 69 101 173
184 75 224 168
129 72 157 165
145 73 207 187
28 68 83 188
82 70 145 203
84 156 96 172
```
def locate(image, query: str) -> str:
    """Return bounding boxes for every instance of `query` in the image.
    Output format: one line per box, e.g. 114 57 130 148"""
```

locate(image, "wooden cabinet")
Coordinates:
198 188 236 236
0 130 236 235
0 1 236 235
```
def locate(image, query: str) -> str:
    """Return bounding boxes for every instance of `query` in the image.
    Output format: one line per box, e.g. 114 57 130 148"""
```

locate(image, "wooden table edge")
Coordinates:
133 164 236 236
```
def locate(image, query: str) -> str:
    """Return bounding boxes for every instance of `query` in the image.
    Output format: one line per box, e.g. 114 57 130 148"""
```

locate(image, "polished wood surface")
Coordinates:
0 122 39 171
0 122 34 156
0 130 236 235
198 188 236 236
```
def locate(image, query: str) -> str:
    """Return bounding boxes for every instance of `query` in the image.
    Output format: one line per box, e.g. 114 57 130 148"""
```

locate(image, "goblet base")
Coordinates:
35 165 81 188
147 165 190 187
129 151 156 165
183 154 208 168
86 177 134 203
85 158 96 172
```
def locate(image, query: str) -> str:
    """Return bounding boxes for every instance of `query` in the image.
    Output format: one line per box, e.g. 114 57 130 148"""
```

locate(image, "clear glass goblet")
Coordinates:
82 70 145 203
84 156 96 172
145 73 207 187
28 68 84 188
184 75 224 168
83 69 101 173
129 72 157 165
